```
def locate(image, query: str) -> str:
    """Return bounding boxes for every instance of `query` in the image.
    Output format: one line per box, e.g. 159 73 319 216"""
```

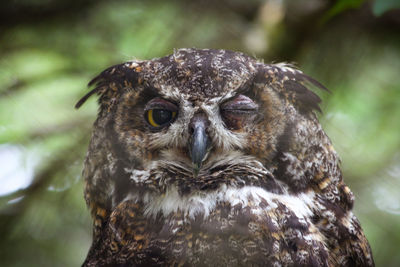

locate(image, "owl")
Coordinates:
76 48 374 266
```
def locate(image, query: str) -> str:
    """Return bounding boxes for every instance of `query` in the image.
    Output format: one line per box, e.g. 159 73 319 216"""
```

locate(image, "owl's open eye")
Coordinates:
144 98 178 128
147 109 177 127
220 94 258 130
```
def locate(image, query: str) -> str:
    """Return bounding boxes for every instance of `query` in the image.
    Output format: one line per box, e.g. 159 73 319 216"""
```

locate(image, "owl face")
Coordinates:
108 49 296 188
77 48 326 203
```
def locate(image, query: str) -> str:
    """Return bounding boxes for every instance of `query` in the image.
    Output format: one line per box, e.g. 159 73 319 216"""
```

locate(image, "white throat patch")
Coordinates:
127 185 316 221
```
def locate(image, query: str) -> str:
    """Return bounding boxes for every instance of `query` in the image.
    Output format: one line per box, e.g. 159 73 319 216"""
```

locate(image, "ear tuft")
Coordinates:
257 63 328 114
75 62 142 111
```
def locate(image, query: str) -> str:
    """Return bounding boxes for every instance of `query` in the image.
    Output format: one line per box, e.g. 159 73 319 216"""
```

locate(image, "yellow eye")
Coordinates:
147 109 177 127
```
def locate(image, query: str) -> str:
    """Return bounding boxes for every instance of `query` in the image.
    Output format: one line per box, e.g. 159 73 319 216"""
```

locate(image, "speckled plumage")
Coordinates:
77 48 374 266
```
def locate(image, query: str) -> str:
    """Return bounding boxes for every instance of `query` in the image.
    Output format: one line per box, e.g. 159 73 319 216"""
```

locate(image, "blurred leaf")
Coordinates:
373 0 400 16
322 0 367 23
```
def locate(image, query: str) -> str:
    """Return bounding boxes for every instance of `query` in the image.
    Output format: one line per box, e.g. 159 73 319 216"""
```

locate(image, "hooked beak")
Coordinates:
189 114 210 176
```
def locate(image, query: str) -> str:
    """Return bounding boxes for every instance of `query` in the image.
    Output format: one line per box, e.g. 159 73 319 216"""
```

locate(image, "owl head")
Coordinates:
77 48 338 220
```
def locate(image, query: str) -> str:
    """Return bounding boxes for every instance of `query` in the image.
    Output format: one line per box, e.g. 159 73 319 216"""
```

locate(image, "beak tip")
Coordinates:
192 164 200 177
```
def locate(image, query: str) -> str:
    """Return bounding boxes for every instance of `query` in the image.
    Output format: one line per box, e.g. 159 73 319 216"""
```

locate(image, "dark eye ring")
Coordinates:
146 109 177 127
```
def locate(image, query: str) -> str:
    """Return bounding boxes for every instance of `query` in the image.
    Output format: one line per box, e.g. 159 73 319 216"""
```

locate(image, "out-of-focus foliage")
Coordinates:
373 0 400 16
324 0 367 21
0 0 399 266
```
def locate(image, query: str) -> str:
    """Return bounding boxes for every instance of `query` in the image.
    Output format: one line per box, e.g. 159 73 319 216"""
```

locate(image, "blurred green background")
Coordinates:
0 0 399 266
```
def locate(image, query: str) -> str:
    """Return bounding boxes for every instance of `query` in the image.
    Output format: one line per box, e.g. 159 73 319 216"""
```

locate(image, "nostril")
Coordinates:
190 126 195 134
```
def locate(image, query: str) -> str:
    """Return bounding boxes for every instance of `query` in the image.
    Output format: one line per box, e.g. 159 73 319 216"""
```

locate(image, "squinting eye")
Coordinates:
147 109 177 127
220 94 258 130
